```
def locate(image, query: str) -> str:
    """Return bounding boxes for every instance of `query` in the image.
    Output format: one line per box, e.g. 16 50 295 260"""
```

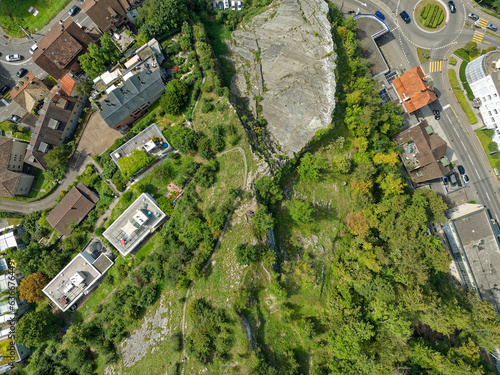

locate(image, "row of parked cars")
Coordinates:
213 0 242 11
443 165 469 189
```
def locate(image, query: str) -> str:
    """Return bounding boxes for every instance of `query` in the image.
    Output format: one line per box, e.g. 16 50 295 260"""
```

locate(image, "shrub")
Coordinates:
214 87 224 97
201 98 214 113
235 244 256 265
95 227 105 236
449 57 457 65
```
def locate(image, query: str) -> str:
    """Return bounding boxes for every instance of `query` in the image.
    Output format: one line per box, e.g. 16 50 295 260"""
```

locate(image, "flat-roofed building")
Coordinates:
443 203 500 314
103 193 166 256
42 239 113 312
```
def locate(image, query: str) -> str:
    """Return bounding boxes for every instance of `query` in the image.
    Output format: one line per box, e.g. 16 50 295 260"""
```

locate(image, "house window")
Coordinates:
489 111 492 116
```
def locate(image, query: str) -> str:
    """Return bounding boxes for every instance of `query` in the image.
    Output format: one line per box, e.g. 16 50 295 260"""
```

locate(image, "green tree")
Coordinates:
289 199 314 224
137 0 188 38
16 309 59 348
253 205 274 238
235 244 256 265
298 153 327 182
160 79 189 114
255 176 283 206
74 77 94 96
44 145 70 180
331 154 351 174
100 33 120 63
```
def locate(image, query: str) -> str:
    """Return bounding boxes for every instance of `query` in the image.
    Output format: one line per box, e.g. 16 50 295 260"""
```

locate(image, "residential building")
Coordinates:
103 193 166 256
465 51 500 140
43 239 113 311
100 68 165 131
392 66 438 112
24 85 87 170
0 336 30 373
111 123 171 168
394 120 450 184
82 0 139 34
0 137 34 198
443 203 500 314
0 231 19 252
10 72 49 113
46 183 99 236
94 38 166 131
33 18 96 79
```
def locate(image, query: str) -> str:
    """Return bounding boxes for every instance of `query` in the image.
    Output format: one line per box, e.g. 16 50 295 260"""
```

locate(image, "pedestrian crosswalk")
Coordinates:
477 18 489 28
1 92 11 100
473 30 485 43
429 60 442 73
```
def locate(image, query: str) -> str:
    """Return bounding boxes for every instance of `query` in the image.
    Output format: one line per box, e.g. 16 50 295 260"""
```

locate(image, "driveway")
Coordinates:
77 111 121 157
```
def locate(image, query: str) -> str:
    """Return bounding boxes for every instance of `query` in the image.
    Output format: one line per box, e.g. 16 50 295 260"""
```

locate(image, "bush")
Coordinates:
235 244 256 265
214 87 224 96
95 227 105 236
454 48 471 62
201 99 214 113
449 57 457 65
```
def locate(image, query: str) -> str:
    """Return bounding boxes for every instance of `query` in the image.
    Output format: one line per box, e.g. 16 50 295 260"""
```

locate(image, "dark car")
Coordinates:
442 176 449 188
69 304 78 312
0 85 9 96
375 11 385 20
433 109 440 120
68 5 80 16
457 165 465 175
10 115 20 122
16 68 27 78
400 10 411 24
448 1 456 13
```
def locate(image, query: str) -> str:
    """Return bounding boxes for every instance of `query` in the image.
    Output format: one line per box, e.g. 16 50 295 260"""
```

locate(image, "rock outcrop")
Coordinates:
227 0 336 156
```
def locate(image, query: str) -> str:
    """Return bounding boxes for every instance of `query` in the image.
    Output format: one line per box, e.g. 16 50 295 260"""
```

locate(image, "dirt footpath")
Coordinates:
77 112 121 157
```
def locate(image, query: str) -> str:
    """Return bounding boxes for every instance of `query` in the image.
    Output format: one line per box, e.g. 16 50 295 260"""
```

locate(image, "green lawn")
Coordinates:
0 0 72 38
417 47 431 64
28 169 57 200
0 121 31 141
448 69 478 124
475 129 500 171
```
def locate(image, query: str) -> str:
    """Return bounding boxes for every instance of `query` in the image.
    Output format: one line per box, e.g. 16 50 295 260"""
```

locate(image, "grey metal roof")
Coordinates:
100 68 165 128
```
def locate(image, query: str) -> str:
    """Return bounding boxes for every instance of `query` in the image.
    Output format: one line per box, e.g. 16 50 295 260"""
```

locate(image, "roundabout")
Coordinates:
396 0 467 49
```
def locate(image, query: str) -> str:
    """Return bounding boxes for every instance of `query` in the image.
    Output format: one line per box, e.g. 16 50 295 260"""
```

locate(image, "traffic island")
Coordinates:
415 0 447 31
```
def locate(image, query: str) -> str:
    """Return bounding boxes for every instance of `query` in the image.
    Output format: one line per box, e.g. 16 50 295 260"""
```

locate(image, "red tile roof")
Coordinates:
59 74 76 96
392 67 437 112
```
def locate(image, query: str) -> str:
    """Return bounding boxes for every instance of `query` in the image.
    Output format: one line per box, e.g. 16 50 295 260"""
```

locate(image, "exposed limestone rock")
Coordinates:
227 0 336 156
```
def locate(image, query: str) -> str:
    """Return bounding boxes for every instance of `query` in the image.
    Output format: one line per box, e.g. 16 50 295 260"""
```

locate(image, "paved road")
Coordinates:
335 0 500 220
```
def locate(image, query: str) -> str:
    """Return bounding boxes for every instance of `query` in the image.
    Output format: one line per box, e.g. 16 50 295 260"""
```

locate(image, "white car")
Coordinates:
29 44 38 54
6 54 21 62
224 0 229 9
238 0 242 10
231 0 236 9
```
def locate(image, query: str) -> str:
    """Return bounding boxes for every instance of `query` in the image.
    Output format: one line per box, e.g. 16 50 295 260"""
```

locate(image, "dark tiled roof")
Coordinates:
100 69 165 128
82 0 132 33
33 19 95 79
46 183 99 236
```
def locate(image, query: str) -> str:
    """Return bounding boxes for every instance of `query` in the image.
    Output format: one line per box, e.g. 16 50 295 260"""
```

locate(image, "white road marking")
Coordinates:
486 192 491 201
355 0 367 7
496 214 499 223
468 155 476 167
460 140 467 152
443 104 450 109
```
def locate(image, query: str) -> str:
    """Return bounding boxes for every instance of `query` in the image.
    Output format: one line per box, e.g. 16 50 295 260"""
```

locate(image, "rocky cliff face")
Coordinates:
227 0 336 156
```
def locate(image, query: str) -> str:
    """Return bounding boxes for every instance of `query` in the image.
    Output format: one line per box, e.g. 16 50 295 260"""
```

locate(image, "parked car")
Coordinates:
462 174 470 184
433 109 440 120
29 44 38 54
69 304 78 312
0 85 9 96
468 13 480 21
10 115 20 122
442 176 449 188
450 173 457 186
68 5 80 16
375 11 385 20
457 165 465 175
487 23 498 31
16 68 27 78
6 54 21 62
400 11 411 24
448 1 456 13
237 0 242 10
231 0 236 10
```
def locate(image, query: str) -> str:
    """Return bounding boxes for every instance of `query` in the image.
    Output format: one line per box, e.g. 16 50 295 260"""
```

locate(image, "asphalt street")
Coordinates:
334 0 500 220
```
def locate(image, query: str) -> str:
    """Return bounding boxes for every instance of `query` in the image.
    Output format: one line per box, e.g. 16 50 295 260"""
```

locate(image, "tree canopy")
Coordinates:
160 79 189 115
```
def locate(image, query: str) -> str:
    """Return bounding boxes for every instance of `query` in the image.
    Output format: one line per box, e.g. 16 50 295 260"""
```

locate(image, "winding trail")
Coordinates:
181 146 247 375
